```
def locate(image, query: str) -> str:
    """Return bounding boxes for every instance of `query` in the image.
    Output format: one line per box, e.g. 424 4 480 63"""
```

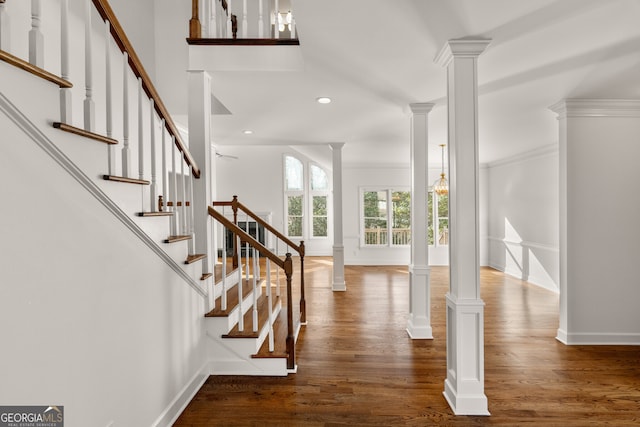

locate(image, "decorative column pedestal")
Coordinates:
406 103 434 339
436 38 491 416
331 143 346 291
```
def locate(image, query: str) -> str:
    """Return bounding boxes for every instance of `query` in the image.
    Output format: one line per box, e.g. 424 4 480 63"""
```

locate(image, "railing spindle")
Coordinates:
210 0 217 38
242 0 247 38
189 173 196 254
105 20 115 175
190 0 201 38
236 232 244 332
149 99 157 211
180 157 186 235
266 256 274 351
276 239 280 297
252 247 258 332
121 51 130 177
58 0 72 124
221 221 228 311
273 0 279 39
84 0 95 131
226 0 233 38
290 16 296 39
258 0 264 38
29 0 43 67
0 0 9 51
160 119 167 211
137 77 144 183
170 135 178 235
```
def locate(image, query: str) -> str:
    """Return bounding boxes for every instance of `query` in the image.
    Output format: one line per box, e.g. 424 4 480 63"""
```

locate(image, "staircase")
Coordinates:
0 0 302 380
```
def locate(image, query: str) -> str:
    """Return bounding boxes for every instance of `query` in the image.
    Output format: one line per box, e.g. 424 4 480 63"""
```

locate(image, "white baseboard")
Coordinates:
153 362 209 427
557 331 640 345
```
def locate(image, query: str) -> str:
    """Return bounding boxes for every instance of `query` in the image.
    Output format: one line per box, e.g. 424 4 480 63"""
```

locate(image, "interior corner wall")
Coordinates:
487 148 560 292
563 115 640 344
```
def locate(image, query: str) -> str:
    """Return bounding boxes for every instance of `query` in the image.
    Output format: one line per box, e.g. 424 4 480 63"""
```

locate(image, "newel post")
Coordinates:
299 240 306 324
284 253 295 371
190 0 201 38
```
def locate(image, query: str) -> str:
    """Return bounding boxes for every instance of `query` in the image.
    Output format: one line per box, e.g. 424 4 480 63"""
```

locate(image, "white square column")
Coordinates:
406 103 434 339
436 38 491 416
331 143 346 291
188 70 214 276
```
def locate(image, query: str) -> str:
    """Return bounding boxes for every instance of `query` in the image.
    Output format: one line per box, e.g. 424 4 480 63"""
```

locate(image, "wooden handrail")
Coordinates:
92 0 200 179
208 206 288 271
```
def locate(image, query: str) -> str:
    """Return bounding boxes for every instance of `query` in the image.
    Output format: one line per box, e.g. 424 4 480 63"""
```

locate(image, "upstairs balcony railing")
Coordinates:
189 0 298 43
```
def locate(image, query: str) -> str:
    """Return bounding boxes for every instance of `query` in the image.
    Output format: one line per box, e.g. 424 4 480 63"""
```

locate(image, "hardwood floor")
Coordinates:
174 258 640 426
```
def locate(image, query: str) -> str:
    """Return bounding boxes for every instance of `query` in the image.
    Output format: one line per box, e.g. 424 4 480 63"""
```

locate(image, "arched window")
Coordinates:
283 156 330 239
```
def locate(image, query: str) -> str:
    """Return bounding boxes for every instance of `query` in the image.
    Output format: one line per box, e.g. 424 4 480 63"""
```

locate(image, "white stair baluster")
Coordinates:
170 135 178 235
161 119 167 212
29 0 43 67
122 52 130 177
137 77 144 183
0 1 10 51
59 0 71 123
266 257 274 352
180 158 187 237
149 99 157 211
84 0 95 131
290 16 296 39
242 0 247 38
258 0 264 38
200 0 208 38
273 0 279 39
105 20 115 175
221 222 228 311
252 247 258 332
189 172 196 254
226 0 232 38
210 0 217 38
276 240 281 297
236 233 244 332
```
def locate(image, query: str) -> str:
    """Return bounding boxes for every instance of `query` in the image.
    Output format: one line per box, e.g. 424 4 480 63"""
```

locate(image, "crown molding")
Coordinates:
549 99 640 118
435 38 492 67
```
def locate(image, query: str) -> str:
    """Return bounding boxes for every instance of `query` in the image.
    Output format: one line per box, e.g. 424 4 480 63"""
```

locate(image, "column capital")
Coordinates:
329 142 345 150
435 38 491 67
409 103 435 115
549 99 640 119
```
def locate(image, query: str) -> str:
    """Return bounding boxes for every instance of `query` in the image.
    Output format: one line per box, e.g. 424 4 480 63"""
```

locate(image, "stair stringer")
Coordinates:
0 90 207 299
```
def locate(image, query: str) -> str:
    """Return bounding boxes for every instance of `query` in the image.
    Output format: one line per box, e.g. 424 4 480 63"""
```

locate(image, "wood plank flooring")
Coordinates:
174 258 640 426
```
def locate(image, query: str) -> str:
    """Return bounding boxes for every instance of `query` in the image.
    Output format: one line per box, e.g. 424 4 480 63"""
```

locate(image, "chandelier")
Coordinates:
433 144 448 196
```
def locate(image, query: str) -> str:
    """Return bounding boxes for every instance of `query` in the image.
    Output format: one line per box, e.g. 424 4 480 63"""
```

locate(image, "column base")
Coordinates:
443 380 490 416
332 244 346 292
443 293 489 416
406 264 433 339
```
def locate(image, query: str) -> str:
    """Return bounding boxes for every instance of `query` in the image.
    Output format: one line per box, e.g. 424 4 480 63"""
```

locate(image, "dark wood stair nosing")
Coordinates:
164 235 192 244
53 122 118 145
103 175 150 185
201 273 213 280
0 49 72 88
185 253 206 264
136 211 173 217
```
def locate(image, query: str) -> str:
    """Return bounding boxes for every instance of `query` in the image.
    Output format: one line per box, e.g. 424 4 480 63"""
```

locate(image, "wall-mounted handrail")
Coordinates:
92 0 200 178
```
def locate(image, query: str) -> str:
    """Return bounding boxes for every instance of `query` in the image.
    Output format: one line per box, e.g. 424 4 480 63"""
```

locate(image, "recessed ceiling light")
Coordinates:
316 97 332 104
243 130 253 135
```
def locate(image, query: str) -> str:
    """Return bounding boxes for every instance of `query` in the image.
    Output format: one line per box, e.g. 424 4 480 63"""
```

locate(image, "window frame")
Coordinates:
360 187 411 248
428 189 449 247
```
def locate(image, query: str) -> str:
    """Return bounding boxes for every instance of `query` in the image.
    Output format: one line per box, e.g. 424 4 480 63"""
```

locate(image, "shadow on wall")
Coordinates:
491 218 559 292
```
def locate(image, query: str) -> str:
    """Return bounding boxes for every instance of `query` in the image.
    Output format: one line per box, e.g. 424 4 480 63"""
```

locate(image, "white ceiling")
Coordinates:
206 0 640 166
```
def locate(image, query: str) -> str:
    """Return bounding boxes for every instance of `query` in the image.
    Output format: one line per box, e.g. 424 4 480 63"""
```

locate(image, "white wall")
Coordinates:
487 145 560 292
0 94 207 427
215 145 334 256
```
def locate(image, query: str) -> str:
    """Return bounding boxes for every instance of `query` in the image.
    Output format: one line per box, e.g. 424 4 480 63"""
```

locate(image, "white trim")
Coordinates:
549 99 640 118
152 362 209 427
557 332 640 346
0 93 207 298
487 144 558 169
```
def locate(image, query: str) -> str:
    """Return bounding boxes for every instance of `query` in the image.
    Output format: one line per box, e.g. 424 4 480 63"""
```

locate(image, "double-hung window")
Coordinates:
361 188 411 247
428 190 449 245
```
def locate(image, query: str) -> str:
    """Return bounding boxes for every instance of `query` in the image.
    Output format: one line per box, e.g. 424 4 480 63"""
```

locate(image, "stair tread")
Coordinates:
252 307 289 358
213 260 236 283
137 211 173 217
185 253 206 264
222 286 279 339
53 122 118 145
165 235 192 243
205 277 253 317
103 175 150 185
200 273 213 280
